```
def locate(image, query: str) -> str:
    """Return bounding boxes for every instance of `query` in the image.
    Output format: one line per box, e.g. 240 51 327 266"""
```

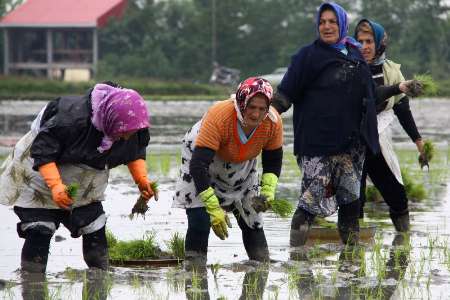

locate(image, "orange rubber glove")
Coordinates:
127 159 157 201
38 162 73 210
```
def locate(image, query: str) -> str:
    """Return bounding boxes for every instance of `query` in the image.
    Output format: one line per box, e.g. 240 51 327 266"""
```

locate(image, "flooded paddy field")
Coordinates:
0 99 449 299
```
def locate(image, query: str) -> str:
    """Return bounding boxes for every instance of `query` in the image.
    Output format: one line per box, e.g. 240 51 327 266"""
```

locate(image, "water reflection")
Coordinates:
20 269 112 300
184 263 269 300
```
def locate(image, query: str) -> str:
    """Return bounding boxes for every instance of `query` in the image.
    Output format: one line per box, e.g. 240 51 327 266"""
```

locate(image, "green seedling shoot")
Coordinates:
270 198 294 218
414 74 438 96
66 183 79 198
420 140 435 170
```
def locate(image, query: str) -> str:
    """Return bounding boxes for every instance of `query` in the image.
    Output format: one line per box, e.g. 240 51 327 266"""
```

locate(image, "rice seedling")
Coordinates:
269 198 294 218
422 140 435 165
166 232 185 259
286 266 302 294
210 263 221 278
242 272 262 299
186 270 203 300
166 267 184 293
66 183 79 198
413 74 438 96
251 196 294 218
129 181 159 219
108 232 159 261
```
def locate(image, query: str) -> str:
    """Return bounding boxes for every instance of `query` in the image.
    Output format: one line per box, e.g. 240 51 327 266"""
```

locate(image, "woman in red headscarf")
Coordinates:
173 77 284 269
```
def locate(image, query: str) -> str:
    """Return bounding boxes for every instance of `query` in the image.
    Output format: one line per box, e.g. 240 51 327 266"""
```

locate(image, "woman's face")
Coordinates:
243 94 269 129
357 32 376 63
319 10 339 44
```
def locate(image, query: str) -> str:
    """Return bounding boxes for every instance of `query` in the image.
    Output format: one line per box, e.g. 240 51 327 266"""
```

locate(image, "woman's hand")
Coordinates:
399 80 423 97
137 180 158 201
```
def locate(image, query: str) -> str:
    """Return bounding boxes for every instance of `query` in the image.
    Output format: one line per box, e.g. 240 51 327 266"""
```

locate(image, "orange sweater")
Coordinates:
195 99 283 163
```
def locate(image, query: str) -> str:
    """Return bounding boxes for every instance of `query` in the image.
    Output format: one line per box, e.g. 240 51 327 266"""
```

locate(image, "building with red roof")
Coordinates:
0 0 127 79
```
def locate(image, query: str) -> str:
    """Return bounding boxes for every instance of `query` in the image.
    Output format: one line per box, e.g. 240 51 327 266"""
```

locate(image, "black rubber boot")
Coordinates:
289 207 315 247
338 201 360 246
233 210 270 262
21 226 53 273
82 226 109 270
390 210 410 232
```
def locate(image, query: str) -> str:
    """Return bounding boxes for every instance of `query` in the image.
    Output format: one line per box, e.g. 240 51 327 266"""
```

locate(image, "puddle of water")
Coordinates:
0 99 449 299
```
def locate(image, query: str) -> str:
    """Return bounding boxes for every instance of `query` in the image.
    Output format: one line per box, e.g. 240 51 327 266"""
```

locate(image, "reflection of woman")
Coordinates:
272 2 379 246
173 77 283 268
355 19 425 232
0 83 155 273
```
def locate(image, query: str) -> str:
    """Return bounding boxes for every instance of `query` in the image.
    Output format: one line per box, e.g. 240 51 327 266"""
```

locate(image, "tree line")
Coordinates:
1 0 449 83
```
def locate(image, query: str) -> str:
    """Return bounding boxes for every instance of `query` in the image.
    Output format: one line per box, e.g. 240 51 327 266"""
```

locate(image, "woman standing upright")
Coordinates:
272 2 379 246
355 19 425 232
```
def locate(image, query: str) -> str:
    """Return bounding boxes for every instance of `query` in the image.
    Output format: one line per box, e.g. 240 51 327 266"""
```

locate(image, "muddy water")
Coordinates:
0 99 449 299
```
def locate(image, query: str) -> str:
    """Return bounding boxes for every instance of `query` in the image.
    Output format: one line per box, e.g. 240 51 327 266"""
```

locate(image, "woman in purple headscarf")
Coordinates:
271 2 381 248
0 82 155 273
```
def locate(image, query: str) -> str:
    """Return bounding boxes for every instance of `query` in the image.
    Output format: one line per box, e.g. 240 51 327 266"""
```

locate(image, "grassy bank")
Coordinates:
0 76 229 100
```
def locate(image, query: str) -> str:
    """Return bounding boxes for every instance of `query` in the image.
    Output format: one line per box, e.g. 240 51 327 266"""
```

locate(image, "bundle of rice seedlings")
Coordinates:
423 140 435 162
269 198 294 218
419 139 435 169
108 232 159 261
413 74 438 96
66 183 79 198
166 232 185 259
129 181 159 219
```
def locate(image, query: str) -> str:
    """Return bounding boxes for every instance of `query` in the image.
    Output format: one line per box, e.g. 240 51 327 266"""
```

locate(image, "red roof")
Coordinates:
0 0 127 28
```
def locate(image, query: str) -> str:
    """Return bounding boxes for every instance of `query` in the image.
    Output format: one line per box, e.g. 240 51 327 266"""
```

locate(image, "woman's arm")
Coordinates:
189 146 216 194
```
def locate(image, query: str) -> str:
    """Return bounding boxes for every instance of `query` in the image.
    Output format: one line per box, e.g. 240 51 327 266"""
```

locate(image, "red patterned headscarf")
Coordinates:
234 77 274 124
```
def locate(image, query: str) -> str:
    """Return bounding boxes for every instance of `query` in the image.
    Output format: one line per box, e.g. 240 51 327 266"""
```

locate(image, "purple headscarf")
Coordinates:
317 2 361 50
91 83 150 153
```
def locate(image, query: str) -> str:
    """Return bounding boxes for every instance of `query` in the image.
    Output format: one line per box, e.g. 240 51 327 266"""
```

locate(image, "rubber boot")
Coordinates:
289 207 315 247
21 226 53 273
390 210 410 232
82 226 109 270
338 201 360 246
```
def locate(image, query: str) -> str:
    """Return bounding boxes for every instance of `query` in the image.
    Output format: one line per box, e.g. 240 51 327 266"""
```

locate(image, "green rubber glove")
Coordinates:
199 187 231 240
260 173 279 207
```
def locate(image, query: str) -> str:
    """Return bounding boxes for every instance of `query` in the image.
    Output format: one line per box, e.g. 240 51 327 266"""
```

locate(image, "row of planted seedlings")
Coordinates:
281 230 450 299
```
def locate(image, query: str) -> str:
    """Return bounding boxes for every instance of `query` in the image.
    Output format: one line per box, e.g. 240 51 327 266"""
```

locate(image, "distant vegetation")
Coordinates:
1 0 449 97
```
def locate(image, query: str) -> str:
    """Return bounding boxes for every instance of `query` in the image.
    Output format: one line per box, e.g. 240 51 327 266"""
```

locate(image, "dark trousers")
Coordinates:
185 206 269 261
15 202 108 272
360 150 409 218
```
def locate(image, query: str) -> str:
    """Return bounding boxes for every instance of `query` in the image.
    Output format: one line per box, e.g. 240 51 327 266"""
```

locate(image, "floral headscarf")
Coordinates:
317 2 361 51
91 83 150 153
234 77 276 124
